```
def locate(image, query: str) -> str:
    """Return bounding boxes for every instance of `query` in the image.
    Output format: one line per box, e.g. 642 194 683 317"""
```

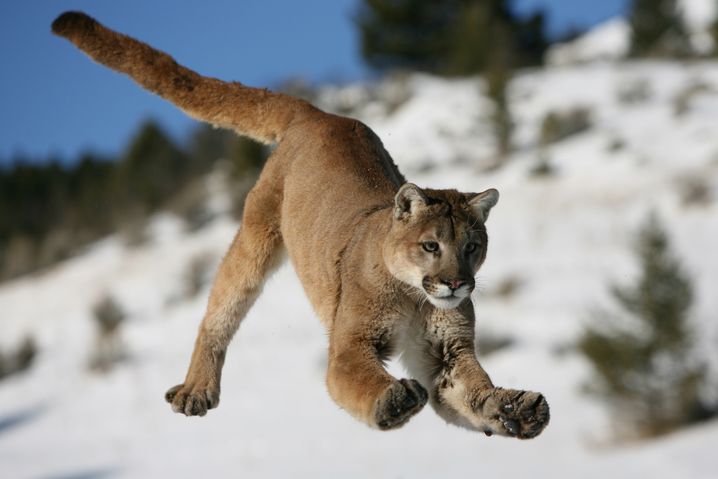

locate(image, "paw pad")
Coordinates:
476 388 550 439
375 379 428 430
164 383 220 417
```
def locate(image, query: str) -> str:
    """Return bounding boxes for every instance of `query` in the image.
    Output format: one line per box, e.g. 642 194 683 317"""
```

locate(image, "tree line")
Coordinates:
359 0 717 75
0 121 266 281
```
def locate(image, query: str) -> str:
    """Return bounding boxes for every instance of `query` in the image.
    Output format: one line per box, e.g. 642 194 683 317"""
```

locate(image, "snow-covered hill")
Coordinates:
1 59 718 478
547 0 718 65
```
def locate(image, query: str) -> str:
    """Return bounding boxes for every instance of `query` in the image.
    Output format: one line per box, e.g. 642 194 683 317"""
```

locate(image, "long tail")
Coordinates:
52 11 317 144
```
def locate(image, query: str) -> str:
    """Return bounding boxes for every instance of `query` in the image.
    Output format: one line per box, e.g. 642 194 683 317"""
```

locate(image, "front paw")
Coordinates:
473 388 549 439
374 379 428 430
165 382 220 417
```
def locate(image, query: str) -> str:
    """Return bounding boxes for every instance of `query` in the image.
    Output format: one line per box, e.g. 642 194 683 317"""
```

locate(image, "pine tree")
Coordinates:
187 124 232 172
486 55 513 160
357 0 546 76
629 0 693 58
116 120 190 212
710 14 718 56
357 0 451 73
578 214 708 438
188 124 266 179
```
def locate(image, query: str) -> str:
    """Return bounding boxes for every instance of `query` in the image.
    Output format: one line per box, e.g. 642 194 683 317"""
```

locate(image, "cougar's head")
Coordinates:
383 183 499 310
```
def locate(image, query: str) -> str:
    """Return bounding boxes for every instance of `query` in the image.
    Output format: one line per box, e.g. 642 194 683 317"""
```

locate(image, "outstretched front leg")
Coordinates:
326 305 428 430
401 302 549 439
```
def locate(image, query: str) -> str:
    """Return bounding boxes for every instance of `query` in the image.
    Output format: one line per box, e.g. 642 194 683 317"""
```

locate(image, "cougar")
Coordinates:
53 11 549 438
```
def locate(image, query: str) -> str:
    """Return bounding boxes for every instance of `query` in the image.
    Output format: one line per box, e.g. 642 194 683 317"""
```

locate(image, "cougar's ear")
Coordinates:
467 188 499 222
394 183 429 219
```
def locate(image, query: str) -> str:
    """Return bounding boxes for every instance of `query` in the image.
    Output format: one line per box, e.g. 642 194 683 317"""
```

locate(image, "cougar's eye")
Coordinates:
466 242 479 253
422 241 440 253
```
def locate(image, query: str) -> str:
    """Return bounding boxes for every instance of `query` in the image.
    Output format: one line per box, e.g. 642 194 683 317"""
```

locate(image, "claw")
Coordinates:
206 390 219 409
374 379 428 430
165 384 182 403
530 394 545 409
183 397 195 416
499 415 520 436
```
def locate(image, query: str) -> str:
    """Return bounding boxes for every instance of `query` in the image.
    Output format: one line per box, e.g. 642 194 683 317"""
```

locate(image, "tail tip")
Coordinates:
51 11 97 37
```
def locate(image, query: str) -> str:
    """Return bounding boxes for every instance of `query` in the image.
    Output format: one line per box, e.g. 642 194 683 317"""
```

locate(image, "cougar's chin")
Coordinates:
426 294 465 310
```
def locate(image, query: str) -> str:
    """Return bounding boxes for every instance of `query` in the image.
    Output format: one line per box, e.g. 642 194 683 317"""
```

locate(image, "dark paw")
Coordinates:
374 379 428 430
165 383 220 417
474 388 550 439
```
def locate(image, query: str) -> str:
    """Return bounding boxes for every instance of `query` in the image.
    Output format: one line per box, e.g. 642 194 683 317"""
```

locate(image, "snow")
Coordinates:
681 0 718 54
546 0 718 65
2 59 718 477
547 18 630 66
681 0 718 33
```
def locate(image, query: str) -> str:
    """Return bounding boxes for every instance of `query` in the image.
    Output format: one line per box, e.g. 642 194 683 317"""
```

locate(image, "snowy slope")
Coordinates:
547 18 630 66
547 0 718 65
2 60 718 478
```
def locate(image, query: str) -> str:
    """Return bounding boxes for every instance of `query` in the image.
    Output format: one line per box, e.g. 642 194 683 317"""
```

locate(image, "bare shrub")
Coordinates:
529 155 556 178
167 180 213 232
490 275 525 298
616 78 653 105
607 137 627 153
486 62 514 163
476 332 515 357
89 295 127 372
183 252 215 299
677 173 713 206
0 336 37 381
539 106 592 146
673 81 713 117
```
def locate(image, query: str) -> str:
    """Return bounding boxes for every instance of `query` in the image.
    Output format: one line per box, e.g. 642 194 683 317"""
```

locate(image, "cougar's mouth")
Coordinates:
421 276 472 310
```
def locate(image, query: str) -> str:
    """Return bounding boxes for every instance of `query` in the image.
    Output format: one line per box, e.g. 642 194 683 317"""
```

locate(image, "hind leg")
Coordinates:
165 171 283 416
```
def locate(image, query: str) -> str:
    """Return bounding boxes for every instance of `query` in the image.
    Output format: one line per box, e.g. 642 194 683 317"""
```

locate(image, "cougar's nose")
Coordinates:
444 279 467 290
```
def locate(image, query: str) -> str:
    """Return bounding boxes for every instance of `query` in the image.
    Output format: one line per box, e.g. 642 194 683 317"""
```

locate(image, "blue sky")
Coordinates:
0 0 629 163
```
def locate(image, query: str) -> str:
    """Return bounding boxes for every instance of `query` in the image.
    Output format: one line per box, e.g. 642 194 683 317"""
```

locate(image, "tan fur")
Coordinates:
53 11 549 437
